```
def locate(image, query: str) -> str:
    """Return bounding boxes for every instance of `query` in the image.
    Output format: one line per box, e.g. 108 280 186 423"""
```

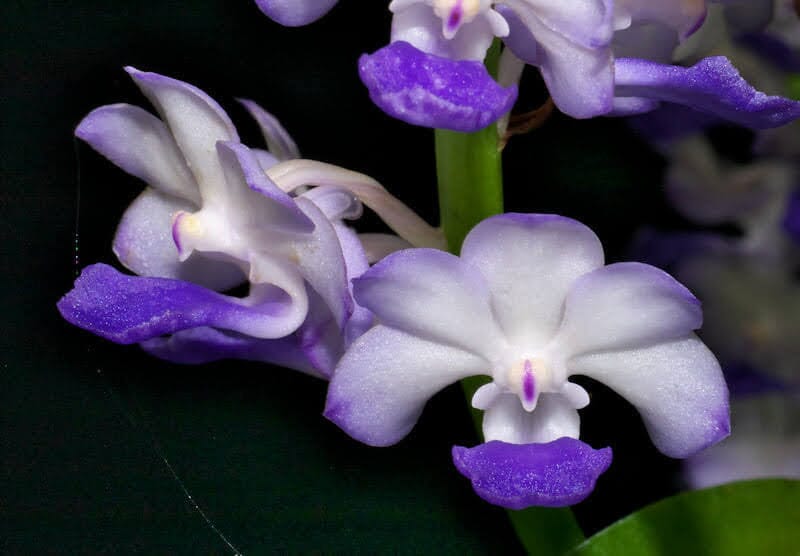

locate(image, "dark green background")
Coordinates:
3 1 681 553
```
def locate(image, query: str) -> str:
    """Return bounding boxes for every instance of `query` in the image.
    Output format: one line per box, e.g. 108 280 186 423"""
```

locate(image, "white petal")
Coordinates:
353 248 505 358
482 392 580 444
554 262 702 357
126 67 239 203
113 188 244 290
569 335 730 458
460 213 604 350
238 98 300 161
325 325 489 446
390 3 496 61
75 103 200 204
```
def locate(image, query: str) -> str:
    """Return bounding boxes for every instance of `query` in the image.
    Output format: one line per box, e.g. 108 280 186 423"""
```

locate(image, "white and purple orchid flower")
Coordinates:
257 0 800 132
58 68 442 378
324 213 730 509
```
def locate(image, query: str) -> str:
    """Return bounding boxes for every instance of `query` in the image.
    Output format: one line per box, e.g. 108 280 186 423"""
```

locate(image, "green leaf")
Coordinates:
787 74 800 101
570 479 800 556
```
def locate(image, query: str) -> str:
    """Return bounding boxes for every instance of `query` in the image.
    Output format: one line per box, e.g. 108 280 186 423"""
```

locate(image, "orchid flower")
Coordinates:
324 213 730 508
59 69 442 378
256 0 800 133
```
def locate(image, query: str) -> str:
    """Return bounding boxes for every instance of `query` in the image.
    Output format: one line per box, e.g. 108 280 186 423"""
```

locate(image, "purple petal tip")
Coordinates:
358 42 517 132
452 438 612 509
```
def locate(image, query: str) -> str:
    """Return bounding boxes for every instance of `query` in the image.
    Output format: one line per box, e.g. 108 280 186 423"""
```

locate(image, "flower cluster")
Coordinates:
258 0 800 132
59 68 442 378
59 1 800 512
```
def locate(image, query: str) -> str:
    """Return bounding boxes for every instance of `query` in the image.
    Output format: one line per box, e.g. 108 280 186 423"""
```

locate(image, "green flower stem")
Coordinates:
434 126 504 251
433 54 585 555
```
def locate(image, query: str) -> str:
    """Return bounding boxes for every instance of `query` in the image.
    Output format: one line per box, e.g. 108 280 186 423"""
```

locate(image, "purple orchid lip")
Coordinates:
452 438 613 509
358 41 517 132
614 56 800 129
57 263 303 343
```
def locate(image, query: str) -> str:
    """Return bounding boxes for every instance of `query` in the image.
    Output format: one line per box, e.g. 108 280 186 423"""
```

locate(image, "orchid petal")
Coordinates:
141 287 345 379
292 196 353 329
390 3 497 61
358 41 517 132
460 213 604 350
237 98 300 160
352 248 503 358
329 222 373 346
482 393 580 444
614 56 800 129
569 335 730 458
555 262 702 357
254 0 338 26
113 188 245 290
125 67 240 201
499 3 614 118
253 148 280 172
75 103 200 205
325 325 488 446
58 264 309 342
214 140 314 236
452 438 612 509
299 186 362 222
503 0 614 49
140 326 331 377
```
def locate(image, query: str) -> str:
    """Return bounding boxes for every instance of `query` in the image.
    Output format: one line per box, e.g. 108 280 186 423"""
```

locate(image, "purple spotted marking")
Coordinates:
446 2 463 34
523 359 536 404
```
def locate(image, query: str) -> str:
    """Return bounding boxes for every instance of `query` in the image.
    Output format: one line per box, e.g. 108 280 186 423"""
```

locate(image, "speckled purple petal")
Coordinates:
451 438 612 509
254 0 338 26
58 263 304 343
358 41 517 132
783 186 800 244
614 56 800 129
141 289 345 379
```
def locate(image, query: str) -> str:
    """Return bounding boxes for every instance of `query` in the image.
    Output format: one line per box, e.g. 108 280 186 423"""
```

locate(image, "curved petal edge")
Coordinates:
452 438 612 509
358 41 517 132
614 56 800 129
